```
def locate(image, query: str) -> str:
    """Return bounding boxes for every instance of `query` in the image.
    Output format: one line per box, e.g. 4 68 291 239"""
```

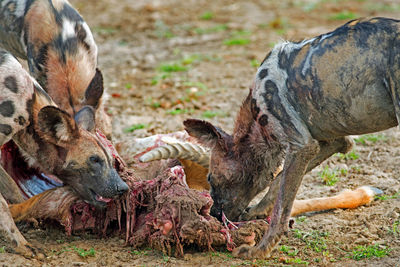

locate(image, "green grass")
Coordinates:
284 257 309 265
319 166 340 186
354 134 387 145
296 216 308 223
166 108 192 115
280 245 299 257
250 59 260 68
123 123 147 133
293 229 329 253
329 11 358 21
223 30 252 46
350 244 390 260
154 20 174 38
201 110 227 119
200 11 214 20
193 24 227 34
223 38 250 46
0 246 5 253
124 82 133 89
158 63 188 73
73 246 96 258
92 26 117 35
335 150 359 160
375 191 400 201
389 220 400 236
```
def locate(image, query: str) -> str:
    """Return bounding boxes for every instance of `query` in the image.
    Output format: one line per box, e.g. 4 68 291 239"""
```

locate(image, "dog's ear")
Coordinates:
184 119 231 153
36 106 79 147
84 68 104 108
75 106 96 132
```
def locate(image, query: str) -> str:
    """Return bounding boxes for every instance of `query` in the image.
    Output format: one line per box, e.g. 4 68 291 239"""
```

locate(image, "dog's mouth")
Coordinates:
1 140 120 209
88 188 113 205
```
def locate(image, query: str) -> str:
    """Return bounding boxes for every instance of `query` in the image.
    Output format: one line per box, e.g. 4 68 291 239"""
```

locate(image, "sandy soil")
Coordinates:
1 0 400 266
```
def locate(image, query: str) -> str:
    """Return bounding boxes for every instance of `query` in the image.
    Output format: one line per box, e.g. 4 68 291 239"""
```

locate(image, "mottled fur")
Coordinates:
0 49 128 255
185 17 400 259
0 0 111 137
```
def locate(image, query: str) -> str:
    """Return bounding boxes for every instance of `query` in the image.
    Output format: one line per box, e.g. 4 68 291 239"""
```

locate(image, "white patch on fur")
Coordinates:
62 18 76 41
81 22 98 65
55 122 71 142
253 41 313 143
14 0 27 17
18 146 38 167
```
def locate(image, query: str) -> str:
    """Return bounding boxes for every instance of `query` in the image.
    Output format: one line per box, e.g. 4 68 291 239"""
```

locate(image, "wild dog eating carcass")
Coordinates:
6 132 380 256
184 17 400 259
0 0 111 137
0 49 128 255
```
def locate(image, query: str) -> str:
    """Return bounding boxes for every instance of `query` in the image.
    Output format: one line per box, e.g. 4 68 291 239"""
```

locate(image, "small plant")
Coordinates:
250 59 260 68
202 110 218 118
158 63 188 73
389 220 400 236
124 83 133 89
329 11 358 21
73 246 96 258
375 191 400 201
284 257 309 265
0 246 5 253
223 38 250 46
296 216 307 223
166 108 192 115
335 150 359 160
319 166 339 186
194 24 227 34
154 20 174 38
350 244 390 260
354 134 387 145
123 123 147 133
200 11 214 20
293 229 329 253
223 30 251 46
280 245 299 257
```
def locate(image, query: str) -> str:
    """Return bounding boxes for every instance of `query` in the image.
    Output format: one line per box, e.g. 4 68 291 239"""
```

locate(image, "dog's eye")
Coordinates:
90 155 101 164
68 161 77 168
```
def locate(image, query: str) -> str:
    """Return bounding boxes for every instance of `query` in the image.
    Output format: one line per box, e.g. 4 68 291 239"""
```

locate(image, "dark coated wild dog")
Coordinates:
184 17 400 259
0 49 128 255
0 0 111 137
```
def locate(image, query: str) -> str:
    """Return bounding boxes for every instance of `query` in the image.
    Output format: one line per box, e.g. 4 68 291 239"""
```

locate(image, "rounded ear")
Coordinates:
37 106 79 146
84 68 104 108
183 119 231 152
74 106 96 132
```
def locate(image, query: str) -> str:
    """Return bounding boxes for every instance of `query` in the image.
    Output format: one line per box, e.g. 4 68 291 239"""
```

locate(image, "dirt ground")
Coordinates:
2 0 400 266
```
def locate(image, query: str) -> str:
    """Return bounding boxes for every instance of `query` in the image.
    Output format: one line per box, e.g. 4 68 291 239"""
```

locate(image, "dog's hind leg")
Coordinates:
306 137 354 172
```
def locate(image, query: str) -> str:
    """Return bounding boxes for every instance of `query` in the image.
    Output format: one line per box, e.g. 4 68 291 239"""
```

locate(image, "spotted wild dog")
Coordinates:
184 17 400 259
0 0 111 137
0 49 128 256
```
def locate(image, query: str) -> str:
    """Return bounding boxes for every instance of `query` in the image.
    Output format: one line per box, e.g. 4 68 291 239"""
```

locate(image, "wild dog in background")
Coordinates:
0 0 111 137
0 49 128 256
184 17 400 258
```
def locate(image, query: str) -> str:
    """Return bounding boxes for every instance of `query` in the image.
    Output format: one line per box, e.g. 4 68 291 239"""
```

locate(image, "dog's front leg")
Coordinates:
0 166 24 204
233 139 320 259
0 191 36 257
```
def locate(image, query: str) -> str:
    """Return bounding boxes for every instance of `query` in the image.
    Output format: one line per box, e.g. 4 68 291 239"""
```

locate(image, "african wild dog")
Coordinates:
184 17 400 258
0 0 111 138
0 49 128 255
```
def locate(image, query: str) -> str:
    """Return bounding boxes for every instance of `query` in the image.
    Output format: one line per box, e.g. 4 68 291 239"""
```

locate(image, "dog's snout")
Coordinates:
117 181 129 195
